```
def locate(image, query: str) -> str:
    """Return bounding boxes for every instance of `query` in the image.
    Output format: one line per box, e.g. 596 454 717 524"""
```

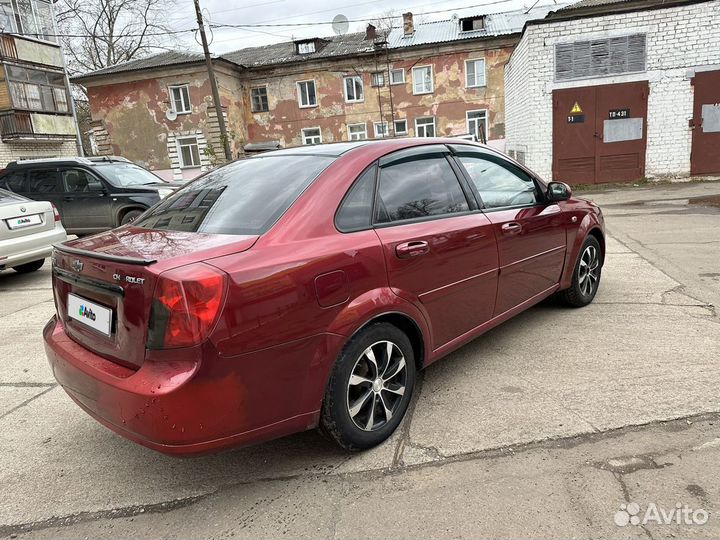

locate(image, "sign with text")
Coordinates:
609 109 630 119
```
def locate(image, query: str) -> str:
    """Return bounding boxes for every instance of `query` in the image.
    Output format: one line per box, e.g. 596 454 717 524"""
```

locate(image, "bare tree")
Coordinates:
55 0 177 75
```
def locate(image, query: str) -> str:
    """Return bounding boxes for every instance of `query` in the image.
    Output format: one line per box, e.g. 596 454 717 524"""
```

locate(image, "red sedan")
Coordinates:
44 139 604 455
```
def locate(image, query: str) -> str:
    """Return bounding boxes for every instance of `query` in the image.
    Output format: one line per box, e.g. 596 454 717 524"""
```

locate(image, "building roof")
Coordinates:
386 5 557 48
540 0 712 21
71 51 206 82
555 0 632 10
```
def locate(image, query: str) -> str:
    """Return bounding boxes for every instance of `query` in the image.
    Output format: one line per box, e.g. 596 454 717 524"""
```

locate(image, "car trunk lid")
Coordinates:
52 226 257 368
0 198 55 242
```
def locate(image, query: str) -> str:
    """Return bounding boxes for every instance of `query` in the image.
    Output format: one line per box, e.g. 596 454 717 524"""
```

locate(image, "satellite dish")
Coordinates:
165 109 178 121
332 14 349 35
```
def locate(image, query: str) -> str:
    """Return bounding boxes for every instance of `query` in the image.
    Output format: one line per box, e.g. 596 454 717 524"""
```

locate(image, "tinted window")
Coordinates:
335 165 376 232
26 170 60 193
94 163 164 187
1 171 26 192
62 169 105 193
458 155 539 208
376 156 469 224
134 155 333 235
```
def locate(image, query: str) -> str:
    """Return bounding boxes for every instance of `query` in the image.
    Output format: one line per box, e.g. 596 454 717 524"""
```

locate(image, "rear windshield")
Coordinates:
134 155 334 235
95 163 165 187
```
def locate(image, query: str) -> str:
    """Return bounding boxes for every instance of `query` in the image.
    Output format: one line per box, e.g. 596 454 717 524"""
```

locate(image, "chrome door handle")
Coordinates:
395 241 430 259
501 222 522 235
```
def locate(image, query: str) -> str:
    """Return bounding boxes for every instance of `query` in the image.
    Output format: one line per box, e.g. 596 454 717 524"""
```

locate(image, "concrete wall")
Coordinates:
505 0 720 181
0 140 76 167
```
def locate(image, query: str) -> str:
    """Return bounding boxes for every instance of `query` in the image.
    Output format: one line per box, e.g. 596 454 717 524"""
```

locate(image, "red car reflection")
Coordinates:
44 139 604 455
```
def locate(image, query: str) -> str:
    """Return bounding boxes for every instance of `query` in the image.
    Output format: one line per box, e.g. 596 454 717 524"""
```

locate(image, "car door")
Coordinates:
373 145 499 349
60 168 112 231
451 146 567 316
22 169 64 216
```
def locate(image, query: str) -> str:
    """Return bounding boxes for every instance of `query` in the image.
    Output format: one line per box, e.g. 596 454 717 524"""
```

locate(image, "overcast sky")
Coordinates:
166 0 565 54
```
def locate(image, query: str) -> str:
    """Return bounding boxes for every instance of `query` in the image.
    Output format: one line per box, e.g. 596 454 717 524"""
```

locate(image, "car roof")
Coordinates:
5 156 134 168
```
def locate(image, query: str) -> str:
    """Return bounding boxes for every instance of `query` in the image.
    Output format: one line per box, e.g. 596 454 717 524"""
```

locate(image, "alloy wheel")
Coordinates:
578 244 600 296
346 340 407 431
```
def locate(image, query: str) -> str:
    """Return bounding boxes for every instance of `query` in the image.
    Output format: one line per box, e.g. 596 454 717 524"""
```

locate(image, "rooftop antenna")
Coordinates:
332 14 349 35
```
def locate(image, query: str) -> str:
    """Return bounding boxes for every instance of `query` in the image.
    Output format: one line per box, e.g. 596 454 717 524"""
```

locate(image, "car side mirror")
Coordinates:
88 181 106 193
547 181 572 202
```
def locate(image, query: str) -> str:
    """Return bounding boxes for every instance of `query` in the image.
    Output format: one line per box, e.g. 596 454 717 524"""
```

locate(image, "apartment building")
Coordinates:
73 6 553 180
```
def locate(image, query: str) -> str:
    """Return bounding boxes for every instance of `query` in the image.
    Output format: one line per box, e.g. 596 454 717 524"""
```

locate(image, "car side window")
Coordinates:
375 155 469 224
1 171 27 192
62 169 105 193
458 154 539 209
26 170 60 193
336 164 377 232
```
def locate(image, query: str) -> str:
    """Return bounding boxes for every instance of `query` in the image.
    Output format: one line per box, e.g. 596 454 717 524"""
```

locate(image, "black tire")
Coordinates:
320 322 416 451
120 209 144 225
13 259 44 273
558 235 602 307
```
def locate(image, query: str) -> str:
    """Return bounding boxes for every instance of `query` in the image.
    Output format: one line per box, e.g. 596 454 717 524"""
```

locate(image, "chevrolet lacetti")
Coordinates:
44 139 605 455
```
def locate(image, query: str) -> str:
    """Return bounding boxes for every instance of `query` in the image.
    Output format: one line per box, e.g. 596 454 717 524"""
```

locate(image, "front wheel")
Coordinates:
558 235 602 307
320 323 416 451
120 209 144 225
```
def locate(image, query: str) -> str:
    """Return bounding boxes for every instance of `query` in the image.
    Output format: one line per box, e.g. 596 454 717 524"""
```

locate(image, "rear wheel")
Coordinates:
320 323 416 450
13 259 44 273
120 209 143 225
558 235 602 307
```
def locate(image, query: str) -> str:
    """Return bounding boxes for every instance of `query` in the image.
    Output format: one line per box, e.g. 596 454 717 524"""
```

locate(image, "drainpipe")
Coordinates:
49 0 84 156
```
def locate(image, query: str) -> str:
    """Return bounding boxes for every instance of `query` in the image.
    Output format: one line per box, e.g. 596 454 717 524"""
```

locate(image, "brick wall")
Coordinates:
0 140 77 167
505 0 720 180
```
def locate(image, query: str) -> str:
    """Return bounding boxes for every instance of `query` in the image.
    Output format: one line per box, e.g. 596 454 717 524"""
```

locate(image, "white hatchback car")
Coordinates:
0 188 67 273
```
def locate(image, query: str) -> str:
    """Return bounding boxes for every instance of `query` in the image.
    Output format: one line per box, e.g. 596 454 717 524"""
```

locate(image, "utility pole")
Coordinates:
193 0 232 161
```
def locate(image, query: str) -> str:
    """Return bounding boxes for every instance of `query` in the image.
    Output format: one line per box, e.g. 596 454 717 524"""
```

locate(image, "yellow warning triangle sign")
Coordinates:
570 102 583 114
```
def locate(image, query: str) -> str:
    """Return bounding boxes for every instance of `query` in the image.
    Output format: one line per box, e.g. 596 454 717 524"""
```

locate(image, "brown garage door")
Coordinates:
691 70 720 176
553 81 648 184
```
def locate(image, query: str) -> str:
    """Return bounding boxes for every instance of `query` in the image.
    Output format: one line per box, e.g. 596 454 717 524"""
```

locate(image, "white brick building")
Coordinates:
505 0 720 184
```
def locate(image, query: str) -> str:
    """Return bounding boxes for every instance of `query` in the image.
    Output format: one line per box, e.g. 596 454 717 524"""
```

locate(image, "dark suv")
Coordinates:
0 156 179 235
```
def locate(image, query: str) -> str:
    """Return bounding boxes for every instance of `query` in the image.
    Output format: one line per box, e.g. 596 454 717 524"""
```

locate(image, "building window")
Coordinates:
297 80 317 108
177 137 201 168
0 0 56 42
169 85 191 114
348 123 367 141
373 121 389 138
6 65 69 113
296 40 316 54
415 117 435 137
251 86 269 112
412 65 433 95
465 58 486 88
466 110 488 142
459 16 485 32
302 127 322 145
344 75 364 103
52 87 68 112
555 34 646 81
394 119 408 135
371 72 385 87
390 69 405 85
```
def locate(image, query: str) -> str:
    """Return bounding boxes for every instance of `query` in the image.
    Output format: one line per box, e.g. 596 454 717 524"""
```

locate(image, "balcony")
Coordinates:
0 33 63 68
0 111 75 141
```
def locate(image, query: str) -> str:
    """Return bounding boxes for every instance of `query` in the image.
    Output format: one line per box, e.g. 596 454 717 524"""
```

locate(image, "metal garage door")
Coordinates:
691 70 720 176
553 81 648 184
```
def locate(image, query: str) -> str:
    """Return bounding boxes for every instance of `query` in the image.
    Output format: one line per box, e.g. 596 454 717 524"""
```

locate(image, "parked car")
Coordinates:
44 139 604 455
0 188 67 273
0 156 179 235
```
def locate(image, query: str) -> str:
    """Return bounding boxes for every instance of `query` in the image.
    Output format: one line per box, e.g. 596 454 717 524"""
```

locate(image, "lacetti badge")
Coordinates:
78 305 96 321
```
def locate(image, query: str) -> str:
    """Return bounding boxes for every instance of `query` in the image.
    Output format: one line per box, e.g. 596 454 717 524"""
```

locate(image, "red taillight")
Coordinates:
51 203 61 222
147 263 227 349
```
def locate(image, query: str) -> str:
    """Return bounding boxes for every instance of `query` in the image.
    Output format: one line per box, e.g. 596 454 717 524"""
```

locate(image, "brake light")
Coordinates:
51 203 61 222
147 263 227 349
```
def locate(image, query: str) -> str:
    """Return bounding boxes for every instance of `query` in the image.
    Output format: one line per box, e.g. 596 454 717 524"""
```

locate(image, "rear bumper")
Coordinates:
0 227 66 268
43 317 337 455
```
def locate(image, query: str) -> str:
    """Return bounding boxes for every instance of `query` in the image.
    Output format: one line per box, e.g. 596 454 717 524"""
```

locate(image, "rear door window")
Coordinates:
375 154 470 224
335 165 377 232
26 170 61 194
134 155 333 235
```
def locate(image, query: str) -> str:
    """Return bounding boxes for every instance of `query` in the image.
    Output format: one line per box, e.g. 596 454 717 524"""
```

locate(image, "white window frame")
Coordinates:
466 109 489 141
465 58 486 88
393 119 408 135
302 127 322 145
415 117 436 138
347 123 368 141
297 41 316 54
176 136 201 168
412 65 434 95
344 75 364 103
373 121 389 139
169 84 191 114
390 68 405 85
297 80 317 108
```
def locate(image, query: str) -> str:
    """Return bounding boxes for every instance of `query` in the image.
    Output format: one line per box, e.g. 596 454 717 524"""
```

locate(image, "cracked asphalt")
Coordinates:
1 181 719 539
